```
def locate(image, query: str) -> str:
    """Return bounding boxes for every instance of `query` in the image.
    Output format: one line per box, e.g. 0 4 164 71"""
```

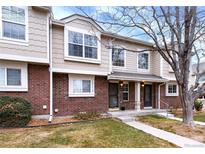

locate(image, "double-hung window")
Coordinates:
67 29 99 61
112 47 125 67
0 62 28 91
69 74 95 97
138 52 149 70
1 6 27 41
166 83 178 96
123 83 129 101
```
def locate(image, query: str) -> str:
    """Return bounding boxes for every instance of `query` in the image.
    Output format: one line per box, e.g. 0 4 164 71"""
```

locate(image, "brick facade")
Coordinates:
0 64 50 115
53 73 109 116
160 84 181 109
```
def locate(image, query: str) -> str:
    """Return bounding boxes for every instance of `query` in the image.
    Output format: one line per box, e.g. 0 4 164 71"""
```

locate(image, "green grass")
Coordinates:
0 119 176 148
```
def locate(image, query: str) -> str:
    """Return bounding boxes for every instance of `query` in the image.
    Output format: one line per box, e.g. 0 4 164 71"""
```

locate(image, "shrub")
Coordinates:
73 112 101 120
0 96 32 128
194 100 203 111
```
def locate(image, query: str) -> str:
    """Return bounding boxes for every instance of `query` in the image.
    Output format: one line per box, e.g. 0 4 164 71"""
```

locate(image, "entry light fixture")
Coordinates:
141 81 145 87
119 80 123 87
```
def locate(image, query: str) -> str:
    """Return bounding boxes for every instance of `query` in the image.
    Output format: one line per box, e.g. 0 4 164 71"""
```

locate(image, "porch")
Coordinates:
108 71 168 111
108 109 168 117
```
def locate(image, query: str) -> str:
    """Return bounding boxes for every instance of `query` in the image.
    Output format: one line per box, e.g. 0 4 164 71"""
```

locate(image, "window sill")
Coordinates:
69 93 95 97
64 56 101 64
0 87 28 92
166 94 178 97
0 38 29 46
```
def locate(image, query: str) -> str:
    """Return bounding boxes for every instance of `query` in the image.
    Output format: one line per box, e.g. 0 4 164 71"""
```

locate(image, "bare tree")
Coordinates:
79 6 205 126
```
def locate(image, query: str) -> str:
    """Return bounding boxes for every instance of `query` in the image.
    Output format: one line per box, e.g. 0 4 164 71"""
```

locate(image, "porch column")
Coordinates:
135 82 141 110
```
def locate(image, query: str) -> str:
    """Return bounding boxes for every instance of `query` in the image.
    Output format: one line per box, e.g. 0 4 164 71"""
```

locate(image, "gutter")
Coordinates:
48 13 53 123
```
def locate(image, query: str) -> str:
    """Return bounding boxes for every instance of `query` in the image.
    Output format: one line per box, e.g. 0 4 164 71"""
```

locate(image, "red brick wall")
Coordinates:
121 82 135 110
0 64 50 115
53 73 109 116
160 85 181 109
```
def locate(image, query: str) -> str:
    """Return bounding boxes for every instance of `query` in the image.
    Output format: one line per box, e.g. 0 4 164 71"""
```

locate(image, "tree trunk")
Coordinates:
179 86 195 127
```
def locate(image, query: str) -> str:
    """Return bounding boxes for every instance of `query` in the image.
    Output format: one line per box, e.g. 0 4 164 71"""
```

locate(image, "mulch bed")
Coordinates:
27 117 81 127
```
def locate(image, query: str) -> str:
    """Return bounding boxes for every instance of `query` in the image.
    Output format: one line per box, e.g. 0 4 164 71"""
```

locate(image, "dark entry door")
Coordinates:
144 85 152 107
109 83 119 108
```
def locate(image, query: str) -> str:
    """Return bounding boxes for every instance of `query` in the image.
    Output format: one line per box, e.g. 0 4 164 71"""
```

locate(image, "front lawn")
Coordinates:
171 109 205 122
0 119 176 148
137 115 205 143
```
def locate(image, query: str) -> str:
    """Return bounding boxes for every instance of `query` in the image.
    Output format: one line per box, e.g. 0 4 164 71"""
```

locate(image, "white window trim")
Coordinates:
0 61 28 91
123 82 129 101
68 74 95 97
166 83 178 96
64 26 101 64
0 6 29 45
137 51 150 72
112 46 126 69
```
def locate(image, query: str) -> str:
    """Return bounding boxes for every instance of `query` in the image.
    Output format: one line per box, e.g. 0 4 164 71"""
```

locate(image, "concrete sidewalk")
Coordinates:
116 116 205 148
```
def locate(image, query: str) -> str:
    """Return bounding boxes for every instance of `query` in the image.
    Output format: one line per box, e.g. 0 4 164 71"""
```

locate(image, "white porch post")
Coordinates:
135 82 141 110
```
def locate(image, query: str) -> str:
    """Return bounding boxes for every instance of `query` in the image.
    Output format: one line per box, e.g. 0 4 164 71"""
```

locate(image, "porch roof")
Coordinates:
108 72 168 83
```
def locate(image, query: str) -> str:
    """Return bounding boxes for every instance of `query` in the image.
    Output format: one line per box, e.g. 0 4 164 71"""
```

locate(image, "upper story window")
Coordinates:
166 83 178 96
112 48 125 67
1 6 28 41
65 30 100 62
138 52 149 70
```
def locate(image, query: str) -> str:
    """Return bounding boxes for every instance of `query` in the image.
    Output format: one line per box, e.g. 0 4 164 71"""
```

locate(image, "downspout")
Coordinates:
48 13 53 122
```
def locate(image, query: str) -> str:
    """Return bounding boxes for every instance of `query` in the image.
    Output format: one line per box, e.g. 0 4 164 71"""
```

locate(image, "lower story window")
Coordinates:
123 83 129 101
0 61 28 91
69 74 95 97
0 68 21 86
166 83 178 96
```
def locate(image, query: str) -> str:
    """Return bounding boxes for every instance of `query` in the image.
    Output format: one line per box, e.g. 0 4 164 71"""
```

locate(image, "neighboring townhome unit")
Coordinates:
0 7 181 118
0 6 51 116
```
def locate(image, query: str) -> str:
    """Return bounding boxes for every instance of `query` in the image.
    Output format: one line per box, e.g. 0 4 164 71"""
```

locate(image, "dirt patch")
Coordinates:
27 117 80 127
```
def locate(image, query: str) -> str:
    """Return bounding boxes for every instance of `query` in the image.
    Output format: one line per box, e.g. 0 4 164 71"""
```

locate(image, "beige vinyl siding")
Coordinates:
52 23 110 75
111 39 160 75
162 59 176 79
0 6 48 62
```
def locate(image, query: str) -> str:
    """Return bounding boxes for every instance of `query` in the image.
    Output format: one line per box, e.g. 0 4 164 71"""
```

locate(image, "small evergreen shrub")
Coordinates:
194 100 203 111
0 96 32 128
73 112 101 120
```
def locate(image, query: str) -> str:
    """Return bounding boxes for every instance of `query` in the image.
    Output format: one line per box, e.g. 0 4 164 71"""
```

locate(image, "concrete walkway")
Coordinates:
115 115 205 148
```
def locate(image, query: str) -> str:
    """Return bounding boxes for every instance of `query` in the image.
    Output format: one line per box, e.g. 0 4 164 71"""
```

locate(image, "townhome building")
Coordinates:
0 6 181 119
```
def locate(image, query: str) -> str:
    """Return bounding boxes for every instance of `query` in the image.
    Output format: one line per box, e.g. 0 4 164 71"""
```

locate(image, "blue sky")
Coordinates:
52 6 150 41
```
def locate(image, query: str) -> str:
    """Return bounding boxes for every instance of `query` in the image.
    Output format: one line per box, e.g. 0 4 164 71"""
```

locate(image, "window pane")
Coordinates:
82 80 91 93
68 31 83 44
123 84 128 91
123 93 128 101
168 84 177 93
3 21 25 40
138 53 148 69
2 6 25 23
7 69 21 86
85 47 97 59
73 80 82 93
69 43 83 57
84 34 97 47
0 68 5 86
112 48 124 66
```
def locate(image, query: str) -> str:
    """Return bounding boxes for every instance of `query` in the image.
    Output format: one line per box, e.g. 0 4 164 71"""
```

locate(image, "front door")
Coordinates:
109 83 119 108
144 85 152 107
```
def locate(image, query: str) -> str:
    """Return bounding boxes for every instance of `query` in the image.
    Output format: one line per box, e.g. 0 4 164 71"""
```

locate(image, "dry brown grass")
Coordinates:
0 119 176 148
137 115 205 143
